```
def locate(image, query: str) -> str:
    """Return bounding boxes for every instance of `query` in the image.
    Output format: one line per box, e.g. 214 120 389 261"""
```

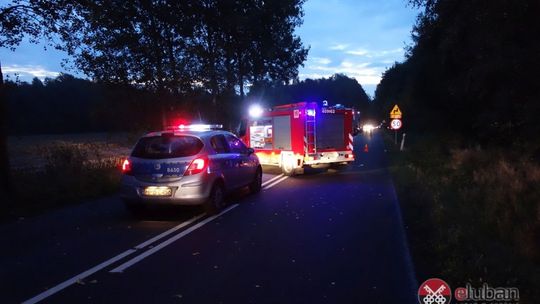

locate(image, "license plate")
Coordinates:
143 186 172 197
324 152 338 159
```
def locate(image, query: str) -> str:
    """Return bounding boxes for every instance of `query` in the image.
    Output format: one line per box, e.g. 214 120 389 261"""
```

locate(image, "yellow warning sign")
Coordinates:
390 105 402 119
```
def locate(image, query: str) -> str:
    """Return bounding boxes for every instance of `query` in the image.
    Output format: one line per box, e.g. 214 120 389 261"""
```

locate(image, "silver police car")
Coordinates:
120 125 262 214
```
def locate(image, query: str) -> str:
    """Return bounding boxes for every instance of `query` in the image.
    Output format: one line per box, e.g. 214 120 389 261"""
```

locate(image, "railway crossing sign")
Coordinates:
390 119 402 130
390 105 402 119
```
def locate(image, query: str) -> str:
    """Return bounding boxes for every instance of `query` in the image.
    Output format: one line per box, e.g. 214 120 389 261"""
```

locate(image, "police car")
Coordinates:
120 124 262 214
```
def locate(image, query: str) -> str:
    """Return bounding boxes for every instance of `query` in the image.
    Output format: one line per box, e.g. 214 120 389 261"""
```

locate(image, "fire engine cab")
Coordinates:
239 102 356 175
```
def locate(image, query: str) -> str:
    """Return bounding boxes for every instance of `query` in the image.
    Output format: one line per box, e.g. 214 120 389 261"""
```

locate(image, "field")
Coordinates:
4 132 140 219
8 132 136 171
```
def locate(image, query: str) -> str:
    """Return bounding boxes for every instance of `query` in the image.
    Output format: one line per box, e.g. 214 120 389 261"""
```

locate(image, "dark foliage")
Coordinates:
6 73 372 135
35 0 308 99
375 0 540 148
4 75 182 134
4 74 270 134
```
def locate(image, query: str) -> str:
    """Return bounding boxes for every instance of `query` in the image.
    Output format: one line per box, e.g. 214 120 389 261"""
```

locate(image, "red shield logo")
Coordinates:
418 278 452 304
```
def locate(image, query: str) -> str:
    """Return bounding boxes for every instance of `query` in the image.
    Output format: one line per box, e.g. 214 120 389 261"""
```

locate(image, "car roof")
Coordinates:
142 129 233 138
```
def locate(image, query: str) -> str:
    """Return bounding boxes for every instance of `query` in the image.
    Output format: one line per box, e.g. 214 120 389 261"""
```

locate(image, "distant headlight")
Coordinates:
362 124 374 132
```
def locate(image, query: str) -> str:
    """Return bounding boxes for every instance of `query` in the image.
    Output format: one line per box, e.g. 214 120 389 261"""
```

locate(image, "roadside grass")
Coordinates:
385 132 540 303
3 133 138 220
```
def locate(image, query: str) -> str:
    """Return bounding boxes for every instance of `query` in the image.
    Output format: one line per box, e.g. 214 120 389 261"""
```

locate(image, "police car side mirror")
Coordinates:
247 147 255 155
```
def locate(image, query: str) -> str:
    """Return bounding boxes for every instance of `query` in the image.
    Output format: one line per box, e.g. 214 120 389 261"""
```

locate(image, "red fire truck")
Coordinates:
239 102 357 175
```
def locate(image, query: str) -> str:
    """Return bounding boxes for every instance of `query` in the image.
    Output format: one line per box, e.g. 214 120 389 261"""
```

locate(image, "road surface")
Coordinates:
0 132 418 303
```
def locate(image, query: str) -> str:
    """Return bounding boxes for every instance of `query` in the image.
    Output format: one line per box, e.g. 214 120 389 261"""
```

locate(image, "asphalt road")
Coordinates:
0 132 418 304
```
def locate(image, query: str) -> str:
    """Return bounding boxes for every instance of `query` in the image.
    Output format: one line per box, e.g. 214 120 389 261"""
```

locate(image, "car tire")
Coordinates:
249 167 262 193
205 182 225 215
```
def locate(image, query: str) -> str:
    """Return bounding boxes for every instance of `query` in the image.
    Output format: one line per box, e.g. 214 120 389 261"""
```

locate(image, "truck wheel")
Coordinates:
249 167 262 193
281 164 296 176
205 182 225 215
330 163 349 171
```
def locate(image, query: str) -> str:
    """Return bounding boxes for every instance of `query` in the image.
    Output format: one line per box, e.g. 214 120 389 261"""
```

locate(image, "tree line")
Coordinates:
248 73 371 112
4 72 371 135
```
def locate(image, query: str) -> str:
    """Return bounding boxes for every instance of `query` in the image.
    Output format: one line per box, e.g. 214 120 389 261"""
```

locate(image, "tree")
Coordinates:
0 58 8 211
60 0 308 97
0 0 78 209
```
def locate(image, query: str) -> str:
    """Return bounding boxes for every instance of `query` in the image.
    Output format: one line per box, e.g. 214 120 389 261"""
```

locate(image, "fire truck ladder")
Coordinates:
305 115 317 154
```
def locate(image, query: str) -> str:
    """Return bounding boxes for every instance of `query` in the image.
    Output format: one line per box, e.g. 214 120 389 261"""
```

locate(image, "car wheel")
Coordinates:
249 167 262 193
205 182 225 215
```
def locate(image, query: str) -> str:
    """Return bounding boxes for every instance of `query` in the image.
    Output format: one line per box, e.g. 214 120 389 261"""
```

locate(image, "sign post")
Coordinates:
389 105 403 145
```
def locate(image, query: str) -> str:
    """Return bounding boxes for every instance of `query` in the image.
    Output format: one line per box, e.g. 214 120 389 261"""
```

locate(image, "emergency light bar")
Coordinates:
167 124 223 131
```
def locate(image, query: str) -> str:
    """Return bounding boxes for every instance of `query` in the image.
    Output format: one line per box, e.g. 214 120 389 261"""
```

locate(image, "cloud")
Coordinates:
299 73 334 79
310 57 332 65
345 48 369 56
304 60 382 85
370 48 403 57
345 47 403 58
3 64 60 79
329 44 349 51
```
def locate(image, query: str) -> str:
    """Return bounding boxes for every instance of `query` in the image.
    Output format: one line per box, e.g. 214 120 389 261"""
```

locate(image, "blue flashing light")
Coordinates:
306 109 316 117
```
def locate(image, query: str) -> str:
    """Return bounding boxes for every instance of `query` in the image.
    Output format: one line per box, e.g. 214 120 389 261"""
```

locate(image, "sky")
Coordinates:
295 0 419 96
0 0 419 97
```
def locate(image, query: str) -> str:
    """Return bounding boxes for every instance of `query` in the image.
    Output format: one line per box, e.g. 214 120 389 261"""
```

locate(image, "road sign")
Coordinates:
390 105 402 119
390 119 402 130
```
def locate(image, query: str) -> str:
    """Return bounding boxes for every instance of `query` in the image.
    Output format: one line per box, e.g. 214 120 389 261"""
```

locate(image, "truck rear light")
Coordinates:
184 157 208 176
121 159 133 175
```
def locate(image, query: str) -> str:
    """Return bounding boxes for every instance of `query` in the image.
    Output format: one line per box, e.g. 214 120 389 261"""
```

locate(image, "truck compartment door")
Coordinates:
273 115 292 150
316 113 344 150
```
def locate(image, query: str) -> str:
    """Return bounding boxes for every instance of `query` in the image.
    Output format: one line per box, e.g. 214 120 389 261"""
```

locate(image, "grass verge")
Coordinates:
385 132 539 303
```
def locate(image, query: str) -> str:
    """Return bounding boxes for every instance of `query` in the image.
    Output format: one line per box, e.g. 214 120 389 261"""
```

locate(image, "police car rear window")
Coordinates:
131 135 203 159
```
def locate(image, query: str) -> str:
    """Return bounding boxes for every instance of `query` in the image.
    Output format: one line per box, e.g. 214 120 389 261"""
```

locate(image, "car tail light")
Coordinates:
121 159 133 175
184 157 208 176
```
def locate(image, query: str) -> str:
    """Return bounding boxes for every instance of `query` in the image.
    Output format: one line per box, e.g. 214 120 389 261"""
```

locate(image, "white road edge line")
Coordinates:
110 204 239 273
134 213 205 249
22 249 136 304
22 213 206 304
261 173 284 187
263 176 289 190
